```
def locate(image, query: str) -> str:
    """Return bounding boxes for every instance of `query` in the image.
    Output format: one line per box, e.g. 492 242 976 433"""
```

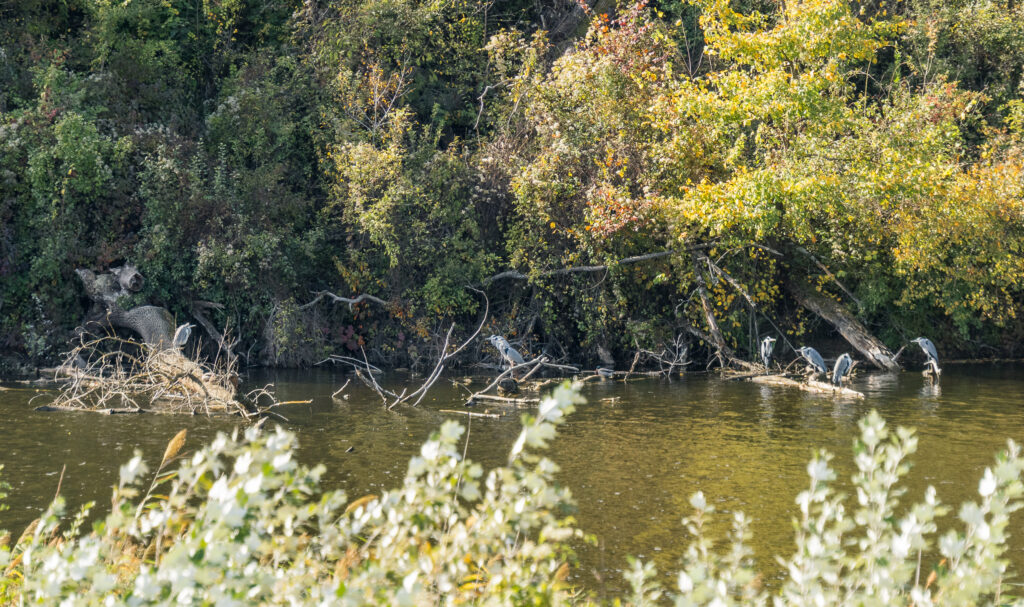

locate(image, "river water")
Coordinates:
2 364 1023 597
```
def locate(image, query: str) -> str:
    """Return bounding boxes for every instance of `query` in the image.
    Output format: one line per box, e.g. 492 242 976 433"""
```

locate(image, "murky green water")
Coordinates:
2 365 1024 596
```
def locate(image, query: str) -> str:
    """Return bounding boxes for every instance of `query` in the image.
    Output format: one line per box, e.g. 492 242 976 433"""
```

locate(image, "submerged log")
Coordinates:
790 283 900 371
440 409 503 418
749 374 865 398
466 393 540 406
35 404 145 415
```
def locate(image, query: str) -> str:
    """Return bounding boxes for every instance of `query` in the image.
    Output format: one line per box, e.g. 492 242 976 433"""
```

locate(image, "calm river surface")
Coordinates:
2 364 1024 597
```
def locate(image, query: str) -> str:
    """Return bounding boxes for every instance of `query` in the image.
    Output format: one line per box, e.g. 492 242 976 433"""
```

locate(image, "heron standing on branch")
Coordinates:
797 346 827 379
911 337 941 376
760 336 777 374
831 353 853 387
487 335 525 369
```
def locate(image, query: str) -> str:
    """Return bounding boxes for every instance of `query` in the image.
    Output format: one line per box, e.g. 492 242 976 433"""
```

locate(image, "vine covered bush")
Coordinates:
3 385 1024 605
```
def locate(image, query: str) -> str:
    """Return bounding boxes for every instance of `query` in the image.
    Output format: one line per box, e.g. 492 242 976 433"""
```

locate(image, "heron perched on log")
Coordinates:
797 346 828 378
760 336 777 373
172 323 194 350
487 335 525 369
831 353 853 387
911 337 941 376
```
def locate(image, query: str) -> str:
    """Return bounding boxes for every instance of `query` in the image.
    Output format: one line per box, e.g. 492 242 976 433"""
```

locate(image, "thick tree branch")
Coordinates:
191 300 237 365
480 250 678 285
300 291 389 311
690 253 731 357
699 253 756 309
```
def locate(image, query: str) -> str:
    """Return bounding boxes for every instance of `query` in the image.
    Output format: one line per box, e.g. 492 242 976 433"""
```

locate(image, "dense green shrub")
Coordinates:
2 0 1023 366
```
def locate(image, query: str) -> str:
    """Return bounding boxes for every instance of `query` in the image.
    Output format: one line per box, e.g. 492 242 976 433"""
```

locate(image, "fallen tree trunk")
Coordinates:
76 266 175 347
790 282 901 371
749 374 865 399
78 300 175 348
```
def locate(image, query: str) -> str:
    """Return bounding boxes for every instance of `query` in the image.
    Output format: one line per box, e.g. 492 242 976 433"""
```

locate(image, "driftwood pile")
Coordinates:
36 336 272 417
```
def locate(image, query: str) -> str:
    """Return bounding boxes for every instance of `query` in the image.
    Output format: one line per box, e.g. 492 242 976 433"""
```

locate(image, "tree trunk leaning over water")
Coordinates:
688 253 760 372
75 266 174 347
690 253 730 359
104 305 174 346
789 282 901 371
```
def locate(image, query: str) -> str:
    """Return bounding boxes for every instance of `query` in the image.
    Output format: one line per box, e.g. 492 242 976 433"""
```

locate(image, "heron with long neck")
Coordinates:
911 337 941 376
797 346 827 379
760 336 777 374
831 353 853 387
172 323 193 350
487 335 525 369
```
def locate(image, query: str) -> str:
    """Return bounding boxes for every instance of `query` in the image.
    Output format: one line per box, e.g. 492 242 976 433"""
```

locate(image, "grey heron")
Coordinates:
831 353 853 387
760 336 777 373
911 337 941 375
172 323 194 349
487 335 525 368
797 346 827 377
596 367 614 378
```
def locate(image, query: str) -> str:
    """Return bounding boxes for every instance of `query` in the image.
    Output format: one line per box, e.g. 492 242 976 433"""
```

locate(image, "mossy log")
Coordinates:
749 374 865 398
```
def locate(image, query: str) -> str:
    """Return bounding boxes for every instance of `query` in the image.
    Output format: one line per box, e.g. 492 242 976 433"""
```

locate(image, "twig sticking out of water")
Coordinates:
628 334 691 377
387 290 490 409
463 355 550 405
316 355 383 375
332 379 352 399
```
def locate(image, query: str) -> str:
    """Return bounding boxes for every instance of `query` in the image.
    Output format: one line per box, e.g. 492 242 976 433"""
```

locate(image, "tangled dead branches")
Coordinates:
43 336 248 416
